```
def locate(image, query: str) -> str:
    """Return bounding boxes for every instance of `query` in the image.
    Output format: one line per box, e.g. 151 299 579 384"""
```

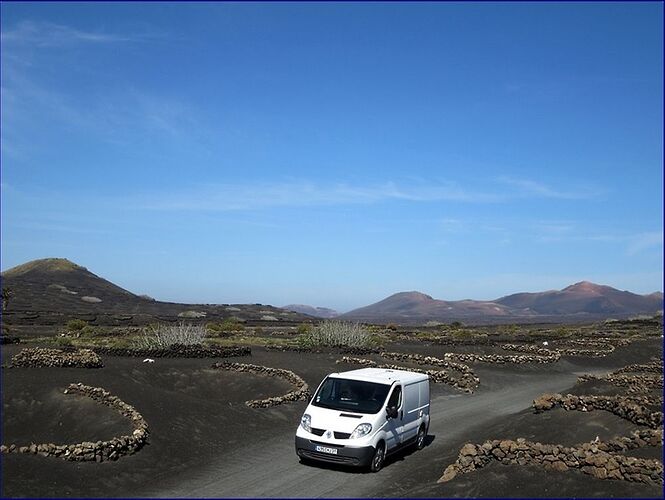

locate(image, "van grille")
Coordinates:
299 450 358 465
310 427 325 436
334 431 351 439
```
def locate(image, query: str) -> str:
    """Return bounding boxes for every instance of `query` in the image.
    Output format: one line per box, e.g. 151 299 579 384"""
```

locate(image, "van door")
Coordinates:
402 382 421 442
384 384 403 450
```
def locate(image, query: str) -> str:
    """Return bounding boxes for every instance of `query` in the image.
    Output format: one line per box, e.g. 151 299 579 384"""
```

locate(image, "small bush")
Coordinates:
135 322 206 349
450 329 474 339
221 318 245 332
385 323 398 331
296 323 312 336
79 325 97 337
298 320 371 348
54 336 74 348
66 319 88 332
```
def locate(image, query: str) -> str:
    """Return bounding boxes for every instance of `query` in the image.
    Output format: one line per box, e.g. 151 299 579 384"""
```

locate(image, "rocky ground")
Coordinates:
1 323 662 498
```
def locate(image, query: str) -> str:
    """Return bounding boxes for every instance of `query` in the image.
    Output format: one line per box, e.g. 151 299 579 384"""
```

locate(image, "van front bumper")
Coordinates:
295 436 374 467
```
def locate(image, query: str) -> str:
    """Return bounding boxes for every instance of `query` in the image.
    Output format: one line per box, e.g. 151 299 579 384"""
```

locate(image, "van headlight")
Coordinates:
300 414 312 433
350 423 372 439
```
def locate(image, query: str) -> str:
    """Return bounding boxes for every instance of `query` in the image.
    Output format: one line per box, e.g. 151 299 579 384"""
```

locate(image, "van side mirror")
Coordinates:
386 406 398 419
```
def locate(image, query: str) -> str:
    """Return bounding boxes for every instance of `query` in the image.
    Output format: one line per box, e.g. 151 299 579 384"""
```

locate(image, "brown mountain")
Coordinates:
341 282 663 325
1 258 307 326
282 304 339 318
496 281 664 316
340 291 512 323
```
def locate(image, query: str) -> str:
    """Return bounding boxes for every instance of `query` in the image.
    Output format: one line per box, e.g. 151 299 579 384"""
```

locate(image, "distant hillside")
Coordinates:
496 281 664 316
282 304 339 318
1 258 308 326
339 291 512 323
341 282 663 325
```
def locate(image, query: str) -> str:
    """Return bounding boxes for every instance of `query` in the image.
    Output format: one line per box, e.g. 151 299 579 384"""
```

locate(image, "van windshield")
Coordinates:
311 377 391 414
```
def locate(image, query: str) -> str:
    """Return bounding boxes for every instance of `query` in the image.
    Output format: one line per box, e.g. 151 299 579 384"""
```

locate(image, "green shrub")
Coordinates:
79 325 97 337
450 329 474 339
66 319 88 331
220 318 245 332
54 336 74 347
296 323 312 336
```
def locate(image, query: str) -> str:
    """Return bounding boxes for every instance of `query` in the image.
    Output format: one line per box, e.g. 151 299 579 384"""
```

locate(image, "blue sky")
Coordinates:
1 2 662 311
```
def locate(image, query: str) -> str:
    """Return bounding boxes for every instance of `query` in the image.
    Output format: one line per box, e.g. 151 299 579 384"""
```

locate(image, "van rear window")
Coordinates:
312 378 391 414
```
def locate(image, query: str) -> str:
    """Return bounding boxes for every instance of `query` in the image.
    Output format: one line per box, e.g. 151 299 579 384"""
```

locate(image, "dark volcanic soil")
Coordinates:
1 338 663 498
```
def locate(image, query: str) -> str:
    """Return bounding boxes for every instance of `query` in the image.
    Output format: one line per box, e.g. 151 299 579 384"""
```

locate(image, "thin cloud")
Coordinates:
1 20 154 47
497 176 603 200
627 231 664 256
135 181 503 212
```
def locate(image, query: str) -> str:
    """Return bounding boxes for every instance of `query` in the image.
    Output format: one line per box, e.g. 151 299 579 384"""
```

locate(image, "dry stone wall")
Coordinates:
439 358 664 486
211 362 310 408
439 432 663 485
577 373 663 393
615 359 663 374
532 393 663 428
1 383 148 462
92 344 251 358
377 352 480 391
10 348 103 368
336 356 475 392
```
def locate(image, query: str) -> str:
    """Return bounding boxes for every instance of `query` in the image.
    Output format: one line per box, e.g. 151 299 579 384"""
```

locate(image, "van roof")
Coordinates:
330 367 429 385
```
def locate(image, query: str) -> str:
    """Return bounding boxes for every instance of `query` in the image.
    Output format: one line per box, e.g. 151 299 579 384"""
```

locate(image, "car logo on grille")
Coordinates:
325 430 332 438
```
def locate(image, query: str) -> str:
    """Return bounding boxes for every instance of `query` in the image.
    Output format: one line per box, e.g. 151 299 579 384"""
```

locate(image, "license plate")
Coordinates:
315 445 338 455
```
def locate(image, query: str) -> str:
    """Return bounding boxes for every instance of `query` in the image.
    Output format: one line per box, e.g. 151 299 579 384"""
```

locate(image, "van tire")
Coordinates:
415 425 426 450
369 442 385 472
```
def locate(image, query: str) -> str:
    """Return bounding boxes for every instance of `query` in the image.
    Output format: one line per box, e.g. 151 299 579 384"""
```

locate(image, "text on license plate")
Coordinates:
315 445 338 455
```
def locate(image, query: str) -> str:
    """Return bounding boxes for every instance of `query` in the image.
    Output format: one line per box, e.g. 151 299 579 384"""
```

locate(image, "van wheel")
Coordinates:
370 442 385 472
416 426 426 450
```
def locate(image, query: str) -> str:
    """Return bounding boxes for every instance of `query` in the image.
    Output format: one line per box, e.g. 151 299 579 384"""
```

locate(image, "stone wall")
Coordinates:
211 362 310 408
439 430 663 485
10 348 103 368
264 345 317 353
615 359 663 374
532 393 663 428
439 358 663 486
443 350 559 365
577 373 663 393
1 383 148 462
336 356 475 393
92 344 251 359
378 352 480 391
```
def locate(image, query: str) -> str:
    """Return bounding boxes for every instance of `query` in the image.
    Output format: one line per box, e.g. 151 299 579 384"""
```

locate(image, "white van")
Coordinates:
295 367 430 472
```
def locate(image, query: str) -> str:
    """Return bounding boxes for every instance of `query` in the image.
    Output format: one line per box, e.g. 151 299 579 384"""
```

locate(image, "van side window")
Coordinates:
387 385 401 409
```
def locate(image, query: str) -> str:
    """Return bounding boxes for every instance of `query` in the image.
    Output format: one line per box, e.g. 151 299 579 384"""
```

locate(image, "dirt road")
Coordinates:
148 367 582 498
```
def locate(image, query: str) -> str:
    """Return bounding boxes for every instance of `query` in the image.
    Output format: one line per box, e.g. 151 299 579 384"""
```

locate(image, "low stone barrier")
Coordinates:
577 373 663 393
211 362 310 408
439 433 663 485
339 346 382 355
443 351 559 365
615 360 663 374
92 344 251 359
378 352 480 391
10 348 103 368
1 383 149 462
501 343 558 357
264 345 318 353
336 356 475 393
533 393 663 429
